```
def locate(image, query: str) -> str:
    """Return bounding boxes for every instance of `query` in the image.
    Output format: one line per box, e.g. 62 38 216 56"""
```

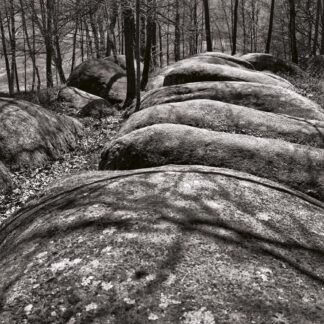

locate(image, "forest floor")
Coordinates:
0 73 323 224
0 92 124 224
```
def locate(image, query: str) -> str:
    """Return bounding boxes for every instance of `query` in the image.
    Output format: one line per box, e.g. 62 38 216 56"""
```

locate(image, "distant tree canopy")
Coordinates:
0 0 323 97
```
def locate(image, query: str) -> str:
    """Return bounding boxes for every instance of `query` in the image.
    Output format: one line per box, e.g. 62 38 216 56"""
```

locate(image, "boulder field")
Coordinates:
100 123 324 201
120 99 324 148
0 98 82 170
147 53 254 90
199 52 255 69
240 53 305 75
136 81 324 121
163 63 294 90
2 52 324 323
0 166 324 323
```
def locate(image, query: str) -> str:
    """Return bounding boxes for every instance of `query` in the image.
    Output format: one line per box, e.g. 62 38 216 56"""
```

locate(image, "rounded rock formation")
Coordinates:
67 58 126 103
120 99 324 148
135 82 324 121
1 166 324 323
100 123 324 201
0 98 82 170
240 53 305 75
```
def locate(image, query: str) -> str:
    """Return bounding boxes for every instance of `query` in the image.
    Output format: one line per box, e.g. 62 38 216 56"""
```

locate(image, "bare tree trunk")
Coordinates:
140 14 146 58
71 18 78 73
89 11 101 58
23 35 27 93
122 1 136 108
232 0 239 54
80 18 85 62
141 0 154 90
45 0 54 88
6 0 16 93
159 23 163 67
241 0 247 53
32 17 41 90
306 0 313 56
221 0 232 51
0 8 13 95
320 0 324 54
135 0 141 112
288 0 298 63
84 19 93 58
20 0 41 91
313 0 322 56
203 0 212 51
53 0 66 84
265 0 275 53
166 0 170 65
174 0 181 61
98 14 106 56
106 0 118 60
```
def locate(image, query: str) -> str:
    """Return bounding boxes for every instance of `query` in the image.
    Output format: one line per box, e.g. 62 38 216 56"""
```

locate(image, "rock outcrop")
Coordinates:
240 53 305 75
163 63 294 89
67 58 126 103
100 124 324 201
1 165 324 324
199 52 255 69
2 52 323 324
58 87 104 110
120 99 324 147
147 53 254 90
136 82 324 121
0 98 82 170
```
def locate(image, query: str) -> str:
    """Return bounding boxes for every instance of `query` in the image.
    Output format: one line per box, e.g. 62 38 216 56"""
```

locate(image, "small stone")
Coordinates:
102 282 114 291
24 304 33 315
123 297 136 305
85 303 98 312
67 317 76 324
148 313 159 321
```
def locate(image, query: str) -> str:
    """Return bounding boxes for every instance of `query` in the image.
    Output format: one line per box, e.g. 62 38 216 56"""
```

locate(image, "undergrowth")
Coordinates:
1 71 323 224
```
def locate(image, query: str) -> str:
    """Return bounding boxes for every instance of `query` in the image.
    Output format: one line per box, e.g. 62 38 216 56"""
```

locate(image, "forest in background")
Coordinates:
0 0 323 95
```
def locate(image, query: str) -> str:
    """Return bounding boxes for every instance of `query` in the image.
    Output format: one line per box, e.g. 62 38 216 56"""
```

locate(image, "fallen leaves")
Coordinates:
0 113 123 224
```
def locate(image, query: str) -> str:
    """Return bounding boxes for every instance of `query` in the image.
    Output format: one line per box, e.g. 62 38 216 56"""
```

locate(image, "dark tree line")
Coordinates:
0 0 324 100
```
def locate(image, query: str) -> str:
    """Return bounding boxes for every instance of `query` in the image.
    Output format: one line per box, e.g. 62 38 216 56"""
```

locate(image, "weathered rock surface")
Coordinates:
105 54 144 72
58 87 104 110
78 99 116 118
108 76 128 104
199 52 255 69
240 53 305 75
163 63 294 89
136 82 324 121
1 165 324 323
0 162 12 193
147 54 253 90
120 99 324 147
0 98 83 170
67 58 126 102
100 124 324 201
